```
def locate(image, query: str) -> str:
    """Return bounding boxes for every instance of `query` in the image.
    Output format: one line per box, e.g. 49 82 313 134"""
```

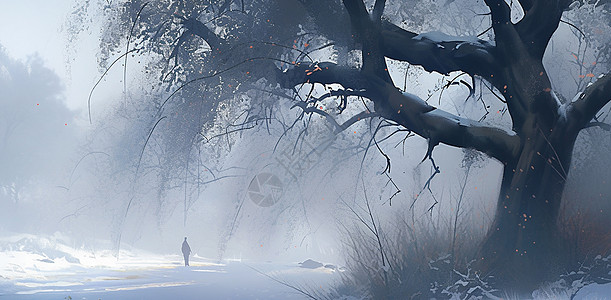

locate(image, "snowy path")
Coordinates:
1 249 340 299
1 234 609 299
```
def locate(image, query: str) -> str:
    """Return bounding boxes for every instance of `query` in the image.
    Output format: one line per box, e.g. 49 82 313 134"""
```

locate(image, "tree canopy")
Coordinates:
80 0 611 293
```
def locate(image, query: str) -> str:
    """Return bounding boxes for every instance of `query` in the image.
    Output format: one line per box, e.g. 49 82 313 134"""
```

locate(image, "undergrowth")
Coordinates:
330 202 610 300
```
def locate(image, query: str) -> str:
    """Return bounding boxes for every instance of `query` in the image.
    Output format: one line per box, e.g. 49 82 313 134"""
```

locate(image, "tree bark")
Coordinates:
478 73 610 290
275 0 611 293
478 128 577 290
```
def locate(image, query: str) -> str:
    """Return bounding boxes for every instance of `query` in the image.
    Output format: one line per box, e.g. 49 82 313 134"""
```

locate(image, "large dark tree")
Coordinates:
310 0 611 291
88 0 611 293
336 0 611 291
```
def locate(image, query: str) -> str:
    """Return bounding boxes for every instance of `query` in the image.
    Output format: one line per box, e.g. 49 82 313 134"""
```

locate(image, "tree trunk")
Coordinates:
285 0 611 293
478 119 580 291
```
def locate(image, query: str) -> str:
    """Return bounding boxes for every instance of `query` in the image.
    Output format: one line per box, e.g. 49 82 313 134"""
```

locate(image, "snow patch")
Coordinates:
413 31 482 44
573 283 611 299
0 233 341 299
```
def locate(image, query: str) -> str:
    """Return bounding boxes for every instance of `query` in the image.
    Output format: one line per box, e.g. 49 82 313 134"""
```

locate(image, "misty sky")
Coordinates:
0 0 609 266
0 0 485 260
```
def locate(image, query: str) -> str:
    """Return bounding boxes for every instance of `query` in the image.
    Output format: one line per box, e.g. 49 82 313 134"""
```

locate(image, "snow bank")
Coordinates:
0 233 341 299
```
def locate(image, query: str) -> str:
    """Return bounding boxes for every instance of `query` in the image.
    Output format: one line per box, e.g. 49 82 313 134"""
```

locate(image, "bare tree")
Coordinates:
277 0 610 291
91 0 611 292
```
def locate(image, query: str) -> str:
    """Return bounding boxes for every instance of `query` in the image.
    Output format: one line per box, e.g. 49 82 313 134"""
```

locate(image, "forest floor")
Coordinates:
1 254 340 299
0 234 341 299
0 233 609 299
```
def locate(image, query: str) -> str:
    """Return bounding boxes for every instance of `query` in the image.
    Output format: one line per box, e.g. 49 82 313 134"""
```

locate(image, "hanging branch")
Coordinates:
124 2 148 97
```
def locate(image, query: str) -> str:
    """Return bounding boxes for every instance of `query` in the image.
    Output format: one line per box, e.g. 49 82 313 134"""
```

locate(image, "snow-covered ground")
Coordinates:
0 234 341 299
572 284 611 300
1 233 609 299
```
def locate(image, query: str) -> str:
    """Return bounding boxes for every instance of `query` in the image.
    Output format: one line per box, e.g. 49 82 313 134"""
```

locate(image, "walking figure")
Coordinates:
182 237 191 266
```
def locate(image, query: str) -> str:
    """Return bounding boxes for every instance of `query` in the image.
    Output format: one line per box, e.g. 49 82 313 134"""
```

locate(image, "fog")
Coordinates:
0 1 500 261
0 0 610 298
1 0 609 258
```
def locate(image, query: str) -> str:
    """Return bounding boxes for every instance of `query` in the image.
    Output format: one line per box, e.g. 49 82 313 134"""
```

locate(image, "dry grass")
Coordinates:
331 202 611 299
557 207 611 272
334 208 490 299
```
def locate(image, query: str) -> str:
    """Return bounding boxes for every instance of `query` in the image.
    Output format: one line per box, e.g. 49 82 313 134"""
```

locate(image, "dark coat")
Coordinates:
182 240 191 255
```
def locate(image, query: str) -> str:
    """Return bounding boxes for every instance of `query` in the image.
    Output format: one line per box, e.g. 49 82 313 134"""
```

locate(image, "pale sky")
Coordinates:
0 1 72 75
0 0 121 115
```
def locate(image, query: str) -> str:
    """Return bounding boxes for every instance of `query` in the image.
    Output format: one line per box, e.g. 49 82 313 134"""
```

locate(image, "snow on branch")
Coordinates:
380 21 498 77
278 63 520 164
567 73 611 131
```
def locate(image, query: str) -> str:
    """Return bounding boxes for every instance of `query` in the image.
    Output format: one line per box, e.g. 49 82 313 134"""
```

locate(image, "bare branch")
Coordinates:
372 0 386 22
380 22 498 77
338 111 378 132
515 0 565 58
483 0 512 34
181 17 224 49
277 62 367 90
245 265 321 300
343 0 393 82
292 101 342 131
567 73 611 131
124 3 148 96
368 77 520 163
89 48 141 124
279 63 520 164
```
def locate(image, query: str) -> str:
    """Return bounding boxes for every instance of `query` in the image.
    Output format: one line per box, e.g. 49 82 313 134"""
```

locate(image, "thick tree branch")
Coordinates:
279 63 520 164
276 62 368 90
343 0 392 83
515 0 565 59
169 18 224 64
480 0 566 133
343 0 369 42
379 16 535 133
367 76 520 163
372 0 386 22
483 0 512 35
483 0 531 64
340 0 519 162
181 17 224 49
380 21 498 77
567 73 611 131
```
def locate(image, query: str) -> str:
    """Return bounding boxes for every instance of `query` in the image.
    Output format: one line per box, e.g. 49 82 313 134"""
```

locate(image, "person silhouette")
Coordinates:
181 237 191 266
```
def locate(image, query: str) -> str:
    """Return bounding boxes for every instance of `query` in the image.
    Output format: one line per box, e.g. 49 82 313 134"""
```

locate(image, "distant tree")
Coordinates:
90 0 611 292
0 47 75 231
0 47 75 204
